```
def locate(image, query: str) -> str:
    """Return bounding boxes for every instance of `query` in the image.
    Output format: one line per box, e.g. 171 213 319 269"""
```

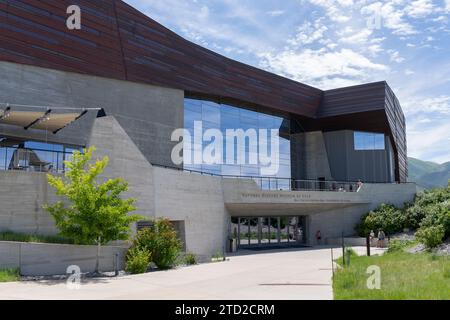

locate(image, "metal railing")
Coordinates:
152 163 361 192
0 148 365 192
0 147 74 174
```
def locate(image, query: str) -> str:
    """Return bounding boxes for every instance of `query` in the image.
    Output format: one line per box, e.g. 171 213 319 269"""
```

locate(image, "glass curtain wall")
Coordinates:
184 98 291 179
0 139 82 172
232 216 306 250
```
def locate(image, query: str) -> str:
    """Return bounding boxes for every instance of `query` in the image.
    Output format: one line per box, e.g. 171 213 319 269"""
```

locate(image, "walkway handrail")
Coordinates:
150 163 362 192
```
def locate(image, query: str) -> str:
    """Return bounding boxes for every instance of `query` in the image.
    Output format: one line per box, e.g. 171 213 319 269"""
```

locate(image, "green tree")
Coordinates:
45 146 142 274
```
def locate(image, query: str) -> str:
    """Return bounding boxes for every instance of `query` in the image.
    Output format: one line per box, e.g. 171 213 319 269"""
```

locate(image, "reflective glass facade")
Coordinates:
0 138 81 173
354 131 385 150
231 216 306 248
184 98 291 178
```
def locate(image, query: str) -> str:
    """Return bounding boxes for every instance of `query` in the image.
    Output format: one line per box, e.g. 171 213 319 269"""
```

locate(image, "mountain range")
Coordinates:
408 157 450 189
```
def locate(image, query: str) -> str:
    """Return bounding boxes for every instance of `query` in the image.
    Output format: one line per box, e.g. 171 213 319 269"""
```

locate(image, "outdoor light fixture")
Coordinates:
0 103 100 134
24 109 52 130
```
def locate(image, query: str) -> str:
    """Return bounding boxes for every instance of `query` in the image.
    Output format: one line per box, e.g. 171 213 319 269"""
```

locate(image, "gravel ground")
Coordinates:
407 240 450 255
390 231 416 241
391 232 449 255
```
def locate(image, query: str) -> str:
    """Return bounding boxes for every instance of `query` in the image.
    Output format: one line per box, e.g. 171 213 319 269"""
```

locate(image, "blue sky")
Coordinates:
125 0 450 164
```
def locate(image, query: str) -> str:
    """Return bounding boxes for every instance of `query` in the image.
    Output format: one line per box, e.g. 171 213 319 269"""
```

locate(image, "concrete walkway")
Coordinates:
0 246 385 300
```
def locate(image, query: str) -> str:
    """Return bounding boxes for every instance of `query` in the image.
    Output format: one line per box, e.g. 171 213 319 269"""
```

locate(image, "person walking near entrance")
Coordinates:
316 230 322 245
370 230 375 246
377 229 386 248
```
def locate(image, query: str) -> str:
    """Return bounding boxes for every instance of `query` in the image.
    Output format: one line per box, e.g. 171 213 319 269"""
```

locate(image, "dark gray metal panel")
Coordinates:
317 81 407 183
323 131 348 181
323 130 393 183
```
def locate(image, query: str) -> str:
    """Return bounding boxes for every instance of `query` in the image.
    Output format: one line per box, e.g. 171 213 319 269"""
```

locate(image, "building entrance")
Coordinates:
231 216 307 250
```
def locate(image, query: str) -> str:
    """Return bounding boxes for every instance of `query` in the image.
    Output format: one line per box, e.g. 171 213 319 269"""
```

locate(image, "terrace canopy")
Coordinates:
0 104 100 134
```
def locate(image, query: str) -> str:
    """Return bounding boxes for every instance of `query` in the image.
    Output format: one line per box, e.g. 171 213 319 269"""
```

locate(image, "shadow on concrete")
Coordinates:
20 274 120 286
228 245 344 257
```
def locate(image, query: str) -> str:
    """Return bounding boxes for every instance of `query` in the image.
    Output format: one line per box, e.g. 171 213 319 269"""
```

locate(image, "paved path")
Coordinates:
0 246 385 300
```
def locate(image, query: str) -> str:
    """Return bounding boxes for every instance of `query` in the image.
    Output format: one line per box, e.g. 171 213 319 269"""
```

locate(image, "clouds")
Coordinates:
124 0 450 163
361 1 417 35
404 0 436 18
260 48 388 89
287 20 329 46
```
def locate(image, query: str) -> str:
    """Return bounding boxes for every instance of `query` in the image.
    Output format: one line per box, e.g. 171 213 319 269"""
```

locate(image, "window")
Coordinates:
184 98 291 178
0 138 82 172
354 131 385 150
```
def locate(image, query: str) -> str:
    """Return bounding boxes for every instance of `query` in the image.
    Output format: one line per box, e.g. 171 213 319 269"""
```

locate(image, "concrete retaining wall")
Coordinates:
0 241 127 276
326 237 380 247
326 237 366 246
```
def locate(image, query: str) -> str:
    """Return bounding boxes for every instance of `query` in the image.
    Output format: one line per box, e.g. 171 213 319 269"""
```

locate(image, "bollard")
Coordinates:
114 252 119 276
345 248 351 266
341 232 345 267
366 234 371 257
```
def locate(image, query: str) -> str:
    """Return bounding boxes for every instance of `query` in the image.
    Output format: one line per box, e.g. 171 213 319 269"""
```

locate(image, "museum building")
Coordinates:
0 0 416 257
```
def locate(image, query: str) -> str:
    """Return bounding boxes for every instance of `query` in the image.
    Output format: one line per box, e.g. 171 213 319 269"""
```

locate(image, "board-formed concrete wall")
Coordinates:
152 167 229 261
87 116 156 220
0 171 58 235
0 61 184 167
0 116 230 260
88 116 229 258
308 182 417 244
0 241 127 276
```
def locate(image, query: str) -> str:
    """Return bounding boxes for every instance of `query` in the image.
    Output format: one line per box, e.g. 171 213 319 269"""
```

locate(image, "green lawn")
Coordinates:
0 269 20 283
333 251 450 300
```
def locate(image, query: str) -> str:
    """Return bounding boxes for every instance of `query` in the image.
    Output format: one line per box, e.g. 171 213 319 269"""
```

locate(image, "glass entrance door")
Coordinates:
235 216 307 250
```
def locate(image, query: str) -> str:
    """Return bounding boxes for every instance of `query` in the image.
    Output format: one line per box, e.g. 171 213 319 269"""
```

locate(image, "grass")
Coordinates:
333 251 450 300
0 231 74 244
0 269 20 282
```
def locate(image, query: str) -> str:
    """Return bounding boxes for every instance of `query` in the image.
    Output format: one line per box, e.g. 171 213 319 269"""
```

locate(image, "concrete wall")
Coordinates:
0 171 58 235
323 130 394 183
308 182 417 244
0 117 230 260
222 177 417 245
0 61 184 167
88 116 229 258
0 241 127 276
87 116 155 220
291 131 333 181
153 167 229 260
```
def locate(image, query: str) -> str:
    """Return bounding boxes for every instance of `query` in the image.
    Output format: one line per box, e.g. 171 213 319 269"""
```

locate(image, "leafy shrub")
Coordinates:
355 204 405 236
184 252 197 265
387 239 415 253
355 183 450 247
0 268 20 282
211 250 225 262
415 225 445 249
418 202 450 237
403 203 427 230
0 231 74 244
131 218 182 270
125 247 150 274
